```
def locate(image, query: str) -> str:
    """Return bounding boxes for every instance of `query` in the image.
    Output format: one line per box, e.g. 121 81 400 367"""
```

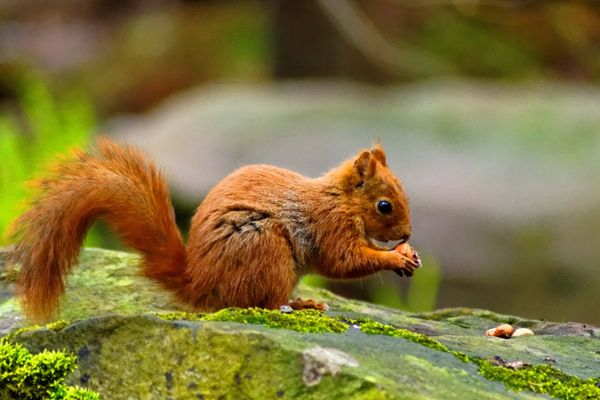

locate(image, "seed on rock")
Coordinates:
485 324 514 338
512 328 534 337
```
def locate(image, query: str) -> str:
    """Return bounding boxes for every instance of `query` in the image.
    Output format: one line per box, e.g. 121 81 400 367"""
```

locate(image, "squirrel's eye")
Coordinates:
377 200 393 215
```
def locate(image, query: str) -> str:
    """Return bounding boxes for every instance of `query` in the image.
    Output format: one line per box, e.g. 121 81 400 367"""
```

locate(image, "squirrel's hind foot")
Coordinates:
288 297 330 312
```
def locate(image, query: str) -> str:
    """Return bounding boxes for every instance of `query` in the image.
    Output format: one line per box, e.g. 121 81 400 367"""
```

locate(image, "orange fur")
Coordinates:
11 138 417 320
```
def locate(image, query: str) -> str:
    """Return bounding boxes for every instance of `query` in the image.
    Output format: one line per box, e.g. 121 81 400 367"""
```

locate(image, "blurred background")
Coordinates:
1 0 599 323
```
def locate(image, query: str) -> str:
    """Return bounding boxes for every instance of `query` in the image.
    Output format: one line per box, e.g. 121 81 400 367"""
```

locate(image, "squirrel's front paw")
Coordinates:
392 243 421 277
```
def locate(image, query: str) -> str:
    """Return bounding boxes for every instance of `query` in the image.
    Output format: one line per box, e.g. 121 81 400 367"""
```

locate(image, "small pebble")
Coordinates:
505 360 528 370
491 356 528 370
279 305 294 314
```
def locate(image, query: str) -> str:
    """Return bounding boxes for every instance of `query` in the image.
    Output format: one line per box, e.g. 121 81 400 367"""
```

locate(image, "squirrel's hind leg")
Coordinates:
192 219 297 310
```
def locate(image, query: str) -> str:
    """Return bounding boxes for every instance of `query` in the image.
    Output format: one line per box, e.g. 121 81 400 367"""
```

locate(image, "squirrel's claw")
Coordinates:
394 268 414 277
394 253 420 277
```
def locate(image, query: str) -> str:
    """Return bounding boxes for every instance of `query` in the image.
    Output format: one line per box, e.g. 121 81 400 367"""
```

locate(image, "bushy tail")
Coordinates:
10 138 189 320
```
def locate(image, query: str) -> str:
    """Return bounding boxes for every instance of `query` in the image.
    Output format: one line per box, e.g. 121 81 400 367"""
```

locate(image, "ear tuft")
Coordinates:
370 142 387 167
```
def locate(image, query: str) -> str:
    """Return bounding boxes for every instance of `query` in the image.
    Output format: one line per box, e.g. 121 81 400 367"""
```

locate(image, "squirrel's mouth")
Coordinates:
367 237 404 251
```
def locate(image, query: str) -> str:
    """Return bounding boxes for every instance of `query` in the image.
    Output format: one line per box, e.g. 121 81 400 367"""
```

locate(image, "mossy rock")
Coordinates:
1 248 599 399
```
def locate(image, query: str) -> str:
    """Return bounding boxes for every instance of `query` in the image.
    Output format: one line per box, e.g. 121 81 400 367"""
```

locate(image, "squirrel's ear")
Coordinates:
354 150 377 178
370 143 387 167
354 150 370 176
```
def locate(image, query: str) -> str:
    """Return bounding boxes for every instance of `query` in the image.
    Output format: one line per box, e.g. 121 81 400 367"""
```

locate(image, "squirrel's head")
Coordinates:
339 143 412 250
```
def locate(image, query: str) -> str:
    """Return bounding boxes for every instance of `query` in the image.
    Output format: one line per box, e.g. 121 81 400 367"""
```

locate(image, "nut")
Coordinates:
394 243 422 267
485 324 514 338
512 328 534 337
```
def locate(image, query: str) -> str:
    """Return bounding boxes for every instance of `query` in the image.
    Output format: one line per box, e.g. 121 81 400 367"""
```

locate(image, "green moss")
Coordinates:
4 320 70 344
49 384 101 400
357 319 451 353
47 320 69 331
0 340 100 399
3 324 43 342
476 360 600 400
156 308 349 333
155 311 204 322
201 307 348 334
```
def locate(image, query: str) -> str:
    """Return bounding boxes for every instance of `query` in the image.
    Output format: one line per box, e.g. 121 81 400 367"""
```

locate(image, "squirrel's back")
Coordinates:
188 164 318 275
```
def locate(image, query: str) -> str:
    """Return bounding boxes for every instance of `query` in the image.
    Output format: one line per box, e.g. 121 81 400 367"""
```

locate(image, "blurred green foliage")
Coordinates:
299 274 328 289
1 2 597 117
0 75 102 246
370 256 442 312
79 2 270 115
415 11 541 78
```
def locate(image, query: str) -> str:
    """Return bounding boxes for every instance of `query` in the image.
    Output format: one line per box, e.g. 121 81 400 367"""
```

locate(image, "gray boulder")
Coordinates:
2 248 599 399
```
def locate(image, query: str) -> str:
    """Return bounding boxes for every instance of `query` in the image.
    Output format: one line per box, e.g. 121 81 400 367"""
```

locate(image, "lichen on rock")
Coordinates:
301 346 359 387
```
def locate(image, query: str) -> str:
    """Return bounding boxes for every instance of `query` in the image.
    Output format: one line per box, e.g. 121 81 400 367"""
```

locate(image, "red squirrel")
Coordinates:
11 138 421 320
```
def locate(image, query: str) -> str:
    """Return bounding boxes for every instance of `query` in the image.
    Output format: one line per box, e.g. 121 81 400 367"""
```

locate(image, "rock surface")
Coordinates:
1 248 599 399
